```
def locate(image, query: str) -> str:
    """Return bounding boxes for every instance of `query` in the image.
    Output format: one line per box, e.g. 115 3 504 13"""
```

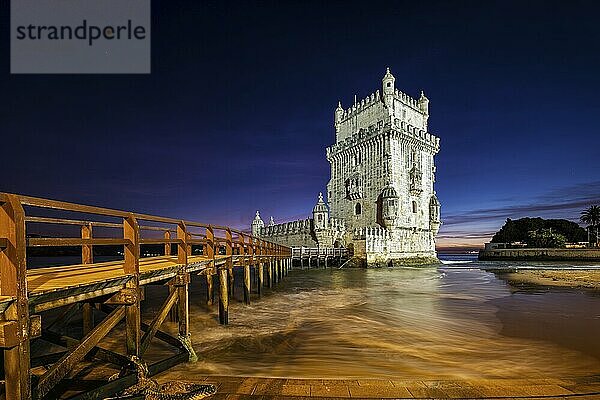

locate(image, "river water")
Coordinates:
154 254 600 380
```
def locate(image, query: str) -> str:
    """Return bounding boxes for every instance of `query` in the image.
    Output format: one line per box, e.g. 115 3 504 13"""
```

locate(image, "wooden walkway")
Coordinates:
152 375 600 399
291 247 350 268
0 192 292 399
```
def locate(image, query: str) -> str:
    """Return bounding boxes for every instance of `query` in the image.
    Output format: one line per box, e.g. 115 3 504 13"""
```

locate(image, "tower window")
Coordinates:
386 82 391 87
355 203 362 215
412 201 417 213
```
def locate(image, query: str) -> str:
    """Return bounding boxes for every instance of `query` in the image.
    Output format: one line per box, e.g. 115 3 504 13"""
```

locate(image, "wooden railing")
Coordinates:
291 246 349 259
0 192 291 400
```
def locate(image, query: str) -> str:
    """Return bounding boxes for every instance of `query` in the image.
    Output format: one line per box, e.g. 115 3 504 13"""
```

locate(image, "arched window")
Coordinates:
355 203 362 215
412 201 417 213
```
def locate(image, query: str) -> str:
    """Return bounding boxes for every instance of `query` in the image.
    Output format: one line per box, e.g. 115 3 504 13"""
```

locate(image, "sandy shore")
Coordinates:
497 269 600 290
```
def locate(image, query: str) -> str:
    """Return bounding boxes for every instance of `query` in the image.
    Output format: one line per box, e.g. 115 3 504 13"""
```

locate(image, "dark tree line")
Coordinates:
491 217 587 244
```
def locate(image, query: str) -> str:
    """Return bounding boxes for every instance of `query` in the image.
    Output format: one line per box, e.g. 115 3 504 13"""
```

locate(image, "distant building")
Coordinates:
252 68 441 265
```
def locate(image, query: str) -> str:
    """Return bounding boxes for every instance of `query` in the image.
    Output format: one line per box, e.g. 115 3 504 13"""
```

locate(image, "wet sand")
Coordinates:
497 269 600 290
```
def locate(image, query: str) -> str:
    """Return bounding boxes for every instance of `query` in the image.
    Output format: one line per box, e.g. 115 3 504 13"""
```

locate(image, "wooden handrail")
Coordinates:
27 238 132 247
139 238 183 245
25 216 121 228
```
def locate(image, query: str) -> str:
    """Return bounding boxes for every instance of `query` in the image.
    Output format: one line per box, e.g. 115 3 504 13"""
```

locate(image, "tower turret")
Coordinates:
312 192 329 230
418 90 429 115
380 184 399 228
429 193 441 235
382 67 395 106
335 101 344 123
251 210 264 236
334 101 344 134
269 216 275 226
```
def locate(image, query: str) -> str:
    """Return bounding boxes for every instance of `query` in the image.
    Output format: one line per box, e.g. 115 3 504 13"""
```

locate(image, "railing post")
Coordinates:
165 230 177 322
164 231 172 256
204 226 214 305
176 222 190 338
123 214 141 358
82 222 94 335
0 195 31 400
226 228 234 299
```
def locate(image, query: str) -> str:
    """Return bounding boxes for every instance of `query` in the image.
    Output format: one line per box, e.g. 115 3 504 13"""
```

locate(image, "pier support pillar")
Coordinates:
243 264 251 305
206 274 214 305
278 260 282 281
124 215 141 358
228 267 235 299
0 195 31 400
177 273 190 338
218 268 229 325
258 263 264 296
267 262 273 288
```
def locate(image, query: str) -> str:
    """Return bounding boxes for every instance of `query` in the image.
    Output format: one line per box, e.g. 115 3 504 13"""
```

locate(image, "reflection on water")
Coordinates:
156 255 600 379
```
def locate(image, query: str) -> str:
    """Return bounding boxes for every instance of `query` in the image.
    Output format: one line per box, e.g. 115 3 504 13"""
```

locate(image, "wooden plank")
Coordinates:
35 305 126 400
140 288 178 356
67 352 189 400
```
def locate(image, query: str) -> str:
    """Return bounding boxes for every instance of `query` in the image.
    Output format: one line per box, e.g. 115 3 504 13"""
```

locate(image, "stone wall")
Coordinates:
478 248 600 261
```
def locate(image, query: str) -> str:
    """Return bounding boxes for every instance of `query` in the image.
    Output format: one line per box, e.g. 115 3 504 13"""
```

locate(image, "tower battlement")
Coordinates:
334 68 431 143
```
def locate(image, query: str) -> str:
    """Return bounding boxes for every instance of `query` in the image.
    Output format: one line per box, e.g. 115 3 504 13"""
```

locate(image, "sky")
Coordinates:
1 0 599 250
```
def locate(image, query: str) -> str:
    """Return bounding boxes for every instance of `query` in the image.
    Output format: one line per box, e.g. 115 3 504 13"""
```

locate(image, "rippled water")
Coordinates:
152 254 600 380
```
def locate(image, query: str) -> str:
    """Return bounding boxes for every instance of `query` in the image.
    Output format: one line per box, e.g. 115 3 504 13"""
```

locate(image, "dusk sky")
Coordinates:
1 0 599 249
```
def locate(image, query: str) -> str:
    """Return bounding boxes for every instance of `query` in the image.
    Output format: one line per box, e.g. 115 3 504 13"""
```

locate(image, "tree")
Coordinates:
580 205 600 247
525 229 566 248
491 217 586 244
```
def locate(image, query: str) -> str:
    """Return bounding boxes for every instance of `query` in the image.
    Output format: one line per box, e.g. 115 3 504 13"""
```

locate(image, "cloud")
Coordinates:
438 181 600 246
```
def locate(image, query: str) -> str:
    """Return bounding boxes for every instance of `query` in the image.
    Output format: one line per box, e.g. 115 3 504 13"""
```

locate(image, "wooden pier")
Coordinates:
0 193 292 399
292 247 350 268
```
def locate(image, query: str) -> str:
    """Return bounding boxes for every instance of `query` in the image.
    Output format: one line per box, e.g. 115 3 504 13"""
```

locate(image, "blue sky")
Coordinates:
1 0 599 249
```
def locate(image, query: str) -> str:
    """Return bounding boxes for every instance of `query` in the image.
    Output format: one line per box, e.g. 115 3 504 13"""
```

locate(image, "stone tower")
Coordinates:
251 67 441 266
326 67 441 264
